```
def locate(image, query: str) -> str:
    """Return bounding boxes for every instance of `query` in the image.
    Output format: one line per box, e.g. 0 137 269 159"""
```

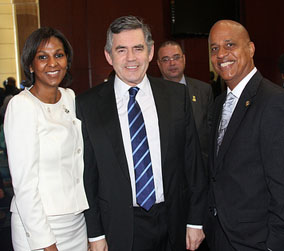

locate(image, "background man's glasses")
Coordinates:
160 54 183 63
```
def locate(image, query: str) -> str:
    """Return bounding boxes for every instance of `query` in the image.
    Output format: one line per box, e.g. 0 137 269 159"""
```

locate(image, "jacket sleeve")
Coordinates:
76 96 105 238
184 86 208 225
261 92 284 250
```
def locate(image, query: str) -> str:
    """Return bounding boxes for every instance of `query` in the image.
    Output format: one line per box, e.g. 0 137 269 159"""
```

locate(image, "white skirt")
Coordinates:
11 212 88 251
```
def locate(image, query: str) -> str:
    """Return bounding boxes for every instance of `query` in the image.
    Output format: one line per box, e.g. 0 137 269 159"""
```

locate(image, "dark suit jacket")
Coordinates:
204 71 284 251
185 77 213 167
76 76 207 251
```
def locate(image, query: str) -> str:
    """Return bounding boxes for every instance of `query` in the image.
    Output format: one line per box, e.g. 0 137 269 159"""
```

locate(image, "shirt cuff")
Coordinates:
88 235 105 242
187 224 203 229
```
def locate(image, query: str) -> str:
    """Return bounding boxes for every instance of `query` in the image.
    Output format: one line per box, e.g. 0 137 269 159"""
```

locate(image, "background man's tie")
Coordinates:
217 92 237 154
128 87 156 211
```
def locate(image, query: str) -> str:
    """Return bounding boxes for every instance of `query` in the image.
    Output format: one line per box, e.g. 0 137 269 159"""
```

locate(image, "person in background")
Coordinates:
76 16 207 251
157 41 213 167
204 19 284 251
4 27 89 251
0 77 20 123
3 77 19 96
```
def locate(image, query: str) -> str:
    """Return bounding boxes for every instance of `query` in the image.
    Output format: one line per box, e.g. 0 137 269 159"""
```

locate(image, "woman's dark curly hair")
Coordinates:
21 27 73 87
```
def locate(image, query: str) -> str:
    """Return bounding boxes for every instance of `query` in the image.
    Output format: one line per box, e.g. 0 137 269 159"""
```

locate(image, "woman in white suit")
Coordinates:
4 27 89 251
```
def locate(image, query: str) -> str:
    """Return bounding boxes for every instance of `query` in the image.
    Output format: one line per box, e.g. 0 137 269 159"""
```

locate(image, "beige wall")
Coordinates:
0 0 39 88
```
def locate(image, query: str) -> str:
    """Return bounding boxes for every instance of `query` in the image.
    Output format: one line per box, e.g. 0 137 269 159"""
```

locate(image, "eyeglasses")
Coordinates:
159 54 183 63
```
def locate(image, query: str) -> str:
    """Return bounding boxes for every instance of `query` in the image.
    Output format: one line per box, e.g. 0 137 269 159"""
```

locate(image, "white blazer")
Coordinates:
4 87 89 249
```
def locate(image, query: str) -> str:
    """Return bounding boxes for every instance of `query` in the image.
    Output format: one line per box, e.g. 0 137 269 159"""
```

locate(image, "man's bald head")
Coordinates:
210 20 251 43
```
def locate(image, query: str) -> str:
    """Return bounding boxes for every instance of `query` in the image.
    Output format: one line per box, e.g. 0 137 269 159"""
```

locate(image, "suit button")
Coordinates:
26 232 30 237
209 207 218 216
211 177 216 182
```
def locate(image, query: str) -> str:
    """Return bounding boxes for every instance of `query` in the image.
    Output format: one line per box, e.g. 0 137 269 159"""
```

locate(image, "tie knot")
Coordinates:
129 87 139 98
227 92 236 101
223 92 237 111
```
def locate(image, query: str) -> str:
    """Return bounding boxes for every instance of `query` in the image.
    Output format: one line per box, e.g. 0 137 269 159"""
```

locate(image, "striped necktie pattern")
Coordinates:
128 87 156 211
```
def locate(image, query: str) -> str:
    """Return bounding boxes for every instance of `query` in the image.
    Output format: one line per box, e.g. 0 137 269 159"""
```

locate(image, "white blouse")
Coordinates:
4 87 89 248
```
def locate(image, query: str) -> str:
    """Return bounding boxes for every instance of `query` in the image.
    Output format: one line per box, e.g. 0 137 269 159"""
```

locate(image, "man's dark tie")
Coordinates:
128 87 156 211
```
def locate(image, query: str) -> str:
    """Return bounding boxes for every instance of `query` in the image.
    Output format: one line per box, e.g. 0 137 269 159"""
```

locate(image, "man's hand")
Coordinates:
44 243 58 251
186 228 205 250
89 239 108 251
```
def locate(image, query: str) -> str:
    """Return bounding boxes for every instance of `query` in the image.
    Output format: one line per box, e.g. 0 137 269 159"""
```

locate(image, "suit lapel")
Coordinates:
96 80 130 181
215 71 262 171
149 77 170 167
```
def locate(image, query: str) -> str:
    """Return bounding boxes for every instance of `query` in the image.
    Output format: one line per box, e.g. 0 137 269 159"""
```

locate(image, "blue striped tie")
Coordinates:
128 87 156 211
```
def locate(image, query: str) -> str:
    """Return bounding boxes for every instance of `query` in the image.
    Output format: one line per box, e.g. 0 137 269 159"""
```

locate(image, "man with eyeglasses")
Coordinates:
157 41 213 167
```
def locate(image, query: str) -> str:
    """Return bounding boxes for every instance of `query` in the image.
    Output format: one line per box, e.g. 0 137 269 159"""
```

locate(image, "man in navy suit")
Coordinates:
76 16 207 251
204 20 284 251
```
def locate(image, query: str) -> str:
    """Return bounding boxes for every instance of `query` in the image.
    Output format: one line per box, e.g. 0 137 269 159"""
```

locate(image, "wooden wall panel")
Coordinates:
39 0 169 93
0 29 14 44
85 0 168 89
14 1 39 85
38 0 284 93
0 2 16 86
240 0 284 85
177 38 210 83
39 0 90 94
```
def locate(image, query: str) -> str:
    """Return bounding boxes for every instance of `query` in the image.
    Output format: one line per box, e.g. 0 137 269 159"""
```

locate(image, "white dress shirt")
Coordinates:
114 74 165 205
115 75 201 230
180 74 187 85
227 67 257 111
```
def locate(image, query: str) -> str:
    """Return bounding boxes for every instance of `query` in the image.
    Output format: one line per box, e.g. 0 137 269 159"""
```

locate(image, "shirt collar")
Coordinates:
114 74 151 99
180 75 186 85
227 67 257 98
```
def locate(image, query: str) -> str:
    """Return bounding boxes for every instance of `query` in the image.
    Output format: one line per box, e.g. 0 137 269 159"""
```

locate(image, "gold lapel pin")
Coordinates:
245 100 250 107
192 96 196 102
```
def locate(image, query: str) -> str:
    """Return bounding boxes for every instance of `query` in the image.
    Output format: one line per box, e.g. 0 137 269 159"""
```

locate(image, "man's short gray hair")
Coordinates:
105 15 154 54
